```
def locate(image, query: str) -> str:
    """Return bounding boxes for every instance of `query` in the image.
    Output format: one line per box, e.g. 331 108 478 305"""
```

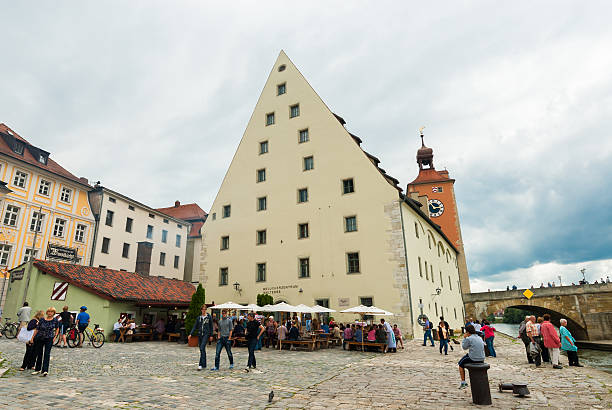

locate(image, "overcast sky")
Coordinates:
1 2 611 291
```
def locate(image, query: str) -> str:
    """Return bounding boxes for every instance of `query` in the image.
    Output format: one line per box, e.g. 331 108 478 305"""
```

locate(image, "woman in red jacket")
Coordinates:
539 314 562 369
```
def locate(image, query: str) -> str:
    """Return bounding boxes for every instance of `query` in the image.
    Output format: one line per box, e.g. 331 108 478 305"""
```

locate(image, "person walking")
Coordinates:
480 321 496 358
188 305 213 370
438 321 450 355
31 307 59 376
58 306 71 348
19 310 43 371
211 309 234 371
245 312 264 371
392 324 404 349
559 319 582 367
17 302 32 331
423 318 434 347
540 314 562 369
458 325 485 389
526 315 542 367
381 319 396 353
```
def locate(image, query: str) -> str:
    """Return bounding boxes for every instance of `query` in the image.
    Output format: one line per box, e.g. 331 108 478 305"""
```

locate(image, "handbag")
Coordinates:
17 327 35 343
529 341 540 355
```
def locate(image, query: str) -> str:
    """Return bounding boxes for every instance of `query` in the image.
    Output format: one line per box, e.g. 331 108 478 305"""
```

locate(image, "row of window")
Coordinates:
220 217 357 250
417 256 455 291
218 252 361 285
0 245 72 267
414 221 456 266
104 211 181 247
418 297 459 321
215 178 355 220
9 170 74 203
101 238 181 269
2 205 88 241
257 128 309 156
264 103 300 127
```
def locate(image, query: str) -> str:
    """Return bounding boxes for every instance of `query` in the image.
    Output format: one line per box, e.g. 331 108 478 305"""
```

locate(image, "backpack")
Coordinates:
429 321 433 330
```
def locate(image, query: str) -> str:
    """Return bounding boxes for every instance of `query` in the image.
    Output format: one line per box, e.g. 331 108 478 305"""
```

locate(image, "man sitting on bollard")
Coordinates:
458 324 485 389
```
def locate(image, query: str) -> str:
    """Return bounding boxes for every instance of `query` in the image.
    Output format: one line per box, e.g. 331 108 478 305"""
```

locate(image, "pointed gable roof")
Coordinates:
0 123 90 187
156 202 207 238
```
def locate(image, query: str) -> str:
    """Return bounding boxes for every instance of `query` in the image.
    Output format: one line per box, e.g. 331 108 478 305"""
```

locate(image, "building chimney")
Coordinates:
79 177 89 185
135 241 153 276
174 200 180 207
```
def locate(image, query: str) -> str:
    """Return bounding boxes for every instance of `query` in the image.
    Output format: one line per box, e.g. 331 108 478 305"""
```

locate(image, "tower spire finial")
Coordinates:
418 126 426 147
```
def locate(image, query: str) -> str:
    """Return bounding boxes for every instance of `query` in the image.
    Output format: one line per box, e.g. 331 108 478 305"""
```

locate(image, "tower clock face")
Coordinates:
428 199 444 217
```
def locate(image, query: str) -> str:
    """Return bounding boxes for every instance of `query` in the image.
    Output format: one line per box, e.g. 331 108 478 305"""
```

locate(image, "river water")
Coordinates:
493 323 611 373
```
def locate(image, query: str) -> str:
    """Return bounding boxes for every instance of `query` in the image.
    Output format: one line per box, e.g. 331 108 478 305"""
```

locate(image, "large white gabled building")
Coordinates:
198 51 466 337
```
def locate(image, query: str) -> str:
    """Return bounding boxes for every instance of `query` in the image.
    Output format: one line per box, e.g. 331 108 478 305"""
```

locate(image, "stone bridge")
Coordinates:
464 283 612 340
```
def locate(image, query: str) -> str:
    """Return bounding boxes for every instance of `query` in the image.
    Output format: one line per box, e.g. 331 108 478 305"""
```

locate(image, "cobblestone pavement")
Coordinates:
0 335 610 409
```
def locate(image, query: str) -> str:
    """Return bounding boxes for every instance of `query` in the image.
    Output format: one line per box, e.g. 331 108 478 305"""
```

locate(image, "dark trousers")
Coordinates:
198 337 209 368
21 343 36 369
214 336 233 368
522 336 533 363
439 339 448 354
567 350 580 366
113 330 121 342
485 336 496 357
247 338 257 368
539 339 550 362
34 337 53 373
530 336 542 366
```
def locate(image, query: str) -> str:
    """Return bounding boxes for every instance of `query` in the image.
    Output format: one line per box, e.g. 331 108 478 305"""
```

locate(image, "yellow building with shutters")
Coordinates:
0 123 95 306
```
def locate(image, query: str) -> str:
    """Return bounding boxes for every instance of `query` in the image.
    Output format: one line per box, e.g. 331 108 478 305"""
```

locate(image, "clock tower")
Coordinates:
406 132 470 294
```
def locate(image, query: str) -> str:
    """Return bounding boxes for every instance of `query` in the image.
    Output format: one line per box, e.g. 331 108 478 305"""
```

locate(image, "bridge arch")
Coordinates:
504 305 587 340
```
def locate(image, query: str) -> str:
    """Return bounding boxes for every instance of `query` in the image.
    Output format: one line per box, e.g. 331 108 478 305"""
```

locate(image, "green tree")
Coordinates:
486 313 496 323
257 293 273 307
503 307 532 324
185 284 206 335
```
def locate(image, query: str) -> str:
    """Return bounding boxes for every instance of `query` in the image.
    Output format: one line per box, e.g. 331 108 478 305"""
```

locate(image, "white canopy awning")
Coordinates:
294 304 316 313
243 304 260 311
310 305 336 313
259 302 299 312
340 305 394 315
210 301 246 310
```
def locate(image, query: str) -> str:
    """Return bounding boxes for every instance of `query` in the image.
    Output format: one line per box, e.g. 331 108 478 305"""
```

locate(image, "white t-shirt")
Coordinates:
113 322 123 331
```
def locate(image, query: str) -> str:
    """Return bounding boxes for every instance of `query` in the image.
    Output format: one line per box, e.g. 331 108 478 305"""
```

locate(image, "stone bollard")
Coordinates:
464 362 492 405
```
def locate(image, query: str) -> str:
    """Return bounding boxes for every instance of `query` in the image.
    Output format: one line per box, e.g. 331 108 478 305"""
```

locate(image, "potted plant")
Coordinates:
185 284 205 347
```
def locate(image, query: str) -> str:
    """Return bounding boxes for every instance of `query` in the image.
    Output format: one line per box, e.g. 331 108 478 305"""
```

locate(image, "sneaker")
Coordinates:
229 364 234 369
31 371 40 375
41 372 48 377
197 366 203 371
210 367 219 371
459 381 468 389
244 368 250 373
574 364 583 367
553 365 563 369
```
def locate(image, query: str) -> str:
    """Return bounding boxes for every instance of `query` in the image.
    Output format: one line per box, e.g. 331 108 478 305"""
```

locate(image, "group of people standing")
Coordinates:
341 319 402 352
518 314 582 368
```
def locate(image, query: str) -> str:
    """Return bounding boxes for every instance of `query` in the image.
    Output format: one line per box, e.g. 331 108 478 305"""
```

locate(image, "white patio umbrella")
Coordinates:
310 305 336 313
340 305 394 350
211 301 247 310
244 304 260 311
294 304 316 313
261 302 300 312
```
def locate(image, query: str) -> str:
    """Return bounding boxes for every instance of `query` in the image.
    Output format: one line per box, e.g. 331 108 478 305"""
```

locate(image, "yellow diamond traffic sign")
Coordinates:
523 289 534 299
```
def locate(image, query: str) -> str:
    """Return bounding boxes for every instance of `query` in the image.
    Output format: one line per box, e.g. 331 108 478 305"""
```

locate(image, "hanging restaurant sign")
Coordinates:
46 244 78 262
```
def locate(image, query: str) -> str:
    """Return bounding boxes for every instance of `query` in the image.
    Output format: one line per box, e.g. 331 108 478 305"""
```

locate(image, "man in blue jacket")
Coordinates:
188 305 213 370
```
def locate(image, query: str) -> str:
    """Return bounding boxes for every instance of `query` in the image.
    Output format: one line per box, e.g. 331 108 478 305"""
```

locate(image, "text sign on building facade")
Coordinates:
46 244 78 262
338 297 350 307
10 268 24 282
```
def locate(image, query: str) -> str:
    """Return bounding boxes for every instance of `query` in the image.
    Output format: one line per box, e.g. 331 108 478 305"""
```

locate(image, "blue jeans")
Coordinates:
214 336 233 368
439 339 448 354
485 336 496 357
423 330 434 346
247 338 257 368
198 336 209 368
113 330 121 342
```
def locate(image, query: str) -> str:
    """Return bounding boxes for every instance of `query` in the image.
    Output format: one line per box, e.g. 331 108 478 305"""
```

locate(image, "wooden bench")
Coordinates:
167 332 181 342
279 339 316 351
132 331 153 341
345 340 387 353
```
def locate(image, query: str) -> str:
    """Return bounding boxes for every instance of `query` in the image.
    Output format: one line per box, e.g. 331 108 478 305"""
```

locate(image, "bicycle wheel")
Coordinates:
91 331 105 348
4 323 18 339
53 331 62 346
67 328 80 348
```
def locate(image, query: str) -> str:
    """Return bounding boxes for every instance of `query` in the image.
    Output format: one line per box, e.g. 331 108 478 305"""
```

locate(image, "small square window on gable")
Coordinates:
342 178 355 194
108 197 116 203
149 213 155 219
298 188 308 203
222 205 231 218
290 104 300 118
303 156 314 171
277 83 286 95
266 112 275 126
256 168 266 183
259 140 269 154
257 196 267 211
128 205 135 211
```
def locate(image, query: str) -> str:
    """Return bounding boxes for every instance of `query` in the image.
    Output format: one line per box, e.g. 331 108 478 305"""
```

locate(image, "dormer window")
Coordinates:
13 142 24 155
38 153 48 164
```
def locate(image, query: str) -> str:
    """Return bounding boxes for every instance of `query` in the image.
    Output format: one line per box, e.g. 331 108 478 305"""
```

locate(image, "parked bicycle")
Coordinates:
0 318 19 339
67 323 105 348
